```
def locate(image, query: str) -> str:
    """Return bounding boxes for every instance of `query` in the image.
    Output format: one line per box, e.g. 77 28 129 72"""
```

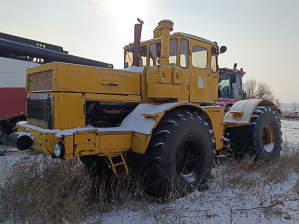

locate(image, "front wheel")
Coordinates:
130 110 214 199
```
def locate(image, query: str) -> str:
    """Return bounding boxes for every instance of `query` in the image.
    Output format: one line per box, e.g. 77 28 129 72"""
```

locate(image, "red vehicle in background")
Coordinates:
286 112 299 119
215 63 246 111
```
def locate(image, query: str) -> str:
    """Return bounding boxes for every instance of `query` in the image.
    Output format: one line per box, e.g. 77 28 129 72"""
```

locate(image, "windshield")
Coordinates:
218 74 231 98
124 38 178 68
149 39 177 66
124 45 147 68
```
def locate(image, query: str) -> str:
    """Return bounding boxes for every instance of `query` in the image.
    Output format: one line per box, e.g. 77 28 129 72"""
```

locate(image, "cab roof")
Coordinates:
124 32 218 49
220 68 246 75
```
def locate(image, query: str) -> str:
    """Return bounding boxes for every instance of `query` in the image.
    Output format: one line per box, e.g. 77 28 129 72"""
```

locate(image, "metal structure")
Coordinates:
0 32 112 67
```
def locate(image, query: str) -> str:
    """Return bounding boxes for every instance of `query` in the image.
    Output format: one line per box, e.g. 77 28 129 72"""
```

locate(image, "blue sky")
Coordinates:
1 0 298 102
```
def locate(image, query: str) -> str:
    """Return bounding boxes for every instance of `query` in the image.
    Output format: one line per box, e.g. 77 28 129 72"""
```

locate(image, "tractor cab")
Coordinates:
216 64 246 108
123 20 227 103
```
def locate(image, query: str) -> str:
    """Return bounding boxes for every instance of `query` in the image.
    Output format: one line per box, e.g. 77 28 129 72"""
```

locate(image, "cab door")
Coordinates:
190 40 211 103
209 46 219 102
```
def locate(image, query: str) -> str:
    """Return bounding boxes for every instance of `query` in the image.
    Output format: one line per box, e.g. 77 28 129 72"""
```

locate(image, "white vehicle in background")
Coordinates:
0 57 37 144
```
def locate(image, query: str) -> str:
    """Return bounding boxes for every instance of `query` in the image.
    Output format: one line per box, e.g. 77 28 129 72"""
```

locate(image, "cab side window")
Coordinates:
180 38 189 68
169 39 178 66
211 46 217 73
149 42 161 66
192 46 207 68
139 45 148 66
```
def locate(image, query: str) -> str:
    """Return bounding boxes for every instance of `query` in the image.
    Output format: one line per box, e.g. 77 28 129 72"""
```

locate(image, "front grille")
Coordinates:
28 70 53 92
27 99 47 120
27 99 52 129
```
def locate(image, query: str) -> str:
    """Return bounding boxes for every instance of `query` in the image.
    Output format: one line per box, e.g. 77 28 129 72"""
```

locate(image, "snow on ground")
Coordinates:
0 145 25 164
281 119 299 150
1 119 299 223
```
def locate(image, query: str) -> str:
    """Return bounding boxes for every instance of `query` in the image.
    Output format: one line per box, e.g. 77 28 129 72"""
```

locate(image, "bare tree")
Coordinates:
243 79 257 99
244 78 275 101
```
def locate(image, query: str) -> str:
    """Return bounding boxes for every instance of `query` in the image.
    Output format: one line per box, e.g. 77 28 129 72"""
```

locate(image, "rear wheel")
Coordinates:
130 110 214 199
228 106 282 162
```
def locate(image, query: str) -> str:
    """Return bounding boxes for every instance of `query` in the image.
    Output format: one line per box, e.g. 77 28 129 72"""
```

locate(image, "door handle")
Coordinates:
102 81 119 86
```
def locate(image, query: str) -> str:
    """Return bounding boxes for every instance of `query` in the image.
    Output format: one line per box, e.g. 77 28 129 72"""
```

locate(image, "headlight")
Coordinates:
54 142 65 158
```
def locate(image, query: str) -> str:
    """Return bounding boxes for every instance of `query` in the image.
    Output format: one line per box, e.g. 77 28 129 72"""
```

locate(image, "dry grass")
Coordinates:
0 155 95 223
0 147 299 223
218 148 299 189
0 155 157 223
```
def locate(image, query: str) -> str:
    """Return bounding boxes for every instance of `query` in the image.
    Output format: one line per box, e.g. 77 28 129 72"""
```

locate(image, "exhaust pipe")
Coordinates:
7 133 33 150
133 18 144 67
158 20 173 66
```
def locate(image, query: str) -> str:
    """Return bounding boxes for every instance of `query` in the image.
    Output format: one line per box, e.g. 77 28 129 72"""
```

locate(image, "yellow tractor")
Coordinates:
8 19 281 198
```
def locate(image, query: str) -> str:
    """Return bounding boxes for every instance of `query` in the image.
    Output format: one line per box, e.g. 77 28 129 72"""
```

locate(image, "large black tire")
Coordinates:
228 106 282 162
130 110 214 199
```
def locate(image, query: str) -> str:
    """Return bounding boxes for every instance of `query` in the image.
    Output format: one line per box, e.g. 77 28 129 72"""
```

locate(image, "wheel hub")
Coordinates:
176 138 200 179
262 124 275 152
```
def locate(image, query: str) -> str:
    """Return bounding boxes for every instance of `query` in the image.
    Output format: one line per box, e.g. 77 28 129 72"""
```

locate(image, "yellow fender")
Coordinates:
117 101 209 134
224 99 277 127
130 102 223 152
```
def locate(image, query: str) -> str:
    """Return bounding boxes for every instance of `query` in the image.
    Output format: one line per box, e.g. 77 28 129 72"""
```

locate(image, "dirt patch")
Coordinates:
0 145 27 156
0 145 15 151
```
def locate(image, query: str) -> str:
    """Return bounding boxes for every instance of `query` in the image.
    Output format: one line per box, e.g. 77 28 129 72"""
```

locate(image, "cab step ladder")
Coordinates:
107 154 129 178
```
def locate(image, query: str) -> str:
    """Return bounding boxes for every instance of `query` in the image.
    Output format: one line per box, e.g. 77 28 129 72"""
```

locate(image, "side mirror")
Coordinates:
220 46 227 54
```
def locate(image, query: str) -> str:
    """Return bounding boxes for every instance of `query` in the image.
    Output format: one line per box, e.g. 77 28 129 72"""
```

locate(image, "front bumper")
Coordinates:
10 123 58 156
12 121 150 160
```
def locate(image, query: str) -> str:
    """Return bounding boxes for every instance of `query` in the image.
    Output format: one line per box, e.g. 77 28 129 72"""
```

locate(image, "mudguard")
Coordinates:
224 99 277 127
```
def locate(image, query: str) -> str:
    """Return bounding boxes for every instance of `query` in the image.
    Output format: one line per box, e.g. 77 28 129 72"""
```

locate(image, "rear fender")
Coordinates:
224 99 277 127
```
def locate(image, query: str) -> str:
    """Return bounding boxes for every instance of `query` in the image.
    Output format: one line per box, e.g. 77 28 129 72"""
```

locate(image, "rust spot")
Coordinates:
134 134 143 142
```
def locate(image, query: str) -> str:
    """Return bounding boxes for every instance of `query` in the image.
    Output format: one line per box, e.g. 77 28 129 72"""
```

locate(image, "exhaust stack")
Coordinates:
158 20 173 66
133 18 144 67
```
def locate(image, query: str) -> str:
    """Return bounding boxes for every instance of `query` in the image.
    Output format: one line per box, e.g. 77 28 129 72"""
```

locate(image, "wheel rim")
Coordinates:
262 124 275 152
176 138 200 181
